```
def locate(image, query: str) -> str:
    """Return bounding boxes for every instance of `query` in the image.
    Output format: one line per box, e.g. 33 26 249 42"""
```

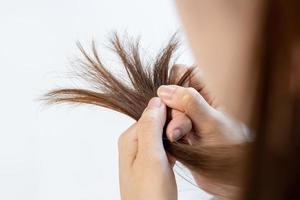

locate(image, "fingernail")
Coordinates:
147 97 161 108
172 129 182 141
157 85 176 100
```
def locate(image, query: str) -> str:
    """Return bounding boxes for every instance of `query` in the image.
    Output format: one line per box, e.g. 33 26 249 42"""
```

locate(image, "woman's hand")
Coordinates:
157 84 249 199
118 97 177 200
157 65 250 199
165 65 249 145
158 84 249 146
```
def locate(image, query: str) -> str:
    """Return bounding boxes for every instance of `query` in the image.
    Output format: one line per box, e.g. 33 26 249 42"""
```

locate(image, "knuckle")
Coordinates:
181 87 199 111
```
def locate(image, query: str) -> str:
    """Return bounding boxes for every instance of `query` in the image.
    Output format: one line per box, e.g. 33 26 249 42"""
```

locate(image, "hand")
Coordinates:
157 66 250 199
157 84 249 199
118 97 177 200
158 85 248 146
165 65 248 146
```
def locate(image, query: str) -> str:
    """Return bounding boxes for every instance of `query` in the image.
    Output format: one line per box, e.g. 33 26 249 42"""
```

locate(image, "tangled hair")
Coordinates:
44 33 244 186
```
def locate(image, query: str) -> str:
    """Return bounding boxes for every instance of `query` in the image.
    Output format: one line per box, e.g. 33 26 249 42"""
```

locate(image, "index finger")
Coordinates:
170 64 216 107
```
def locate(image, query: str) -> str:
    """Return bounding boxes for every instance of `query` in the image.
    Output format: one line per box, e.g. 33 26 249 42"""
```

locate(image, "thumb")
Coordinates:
137 97 166 154
157 85 215 131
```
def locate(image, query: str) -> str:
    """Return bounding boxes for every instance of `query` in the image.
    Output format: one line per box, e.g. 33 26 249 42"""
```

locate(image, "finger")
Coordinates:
187 67 216 107
157 85 215 132
171 64 216 107
166 110 192 142
137 97 166 154
118 123 138 167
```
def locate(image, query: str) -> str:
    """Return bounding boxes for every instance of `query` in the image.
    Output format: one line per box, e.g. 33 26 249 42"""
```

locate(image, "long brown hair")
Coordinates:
244 0 300 199
44 33 243 186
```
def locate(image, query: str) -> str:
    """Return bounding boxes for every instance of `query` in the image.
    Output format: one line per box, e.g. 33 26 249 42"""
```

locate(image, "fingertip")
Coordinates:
157 85 178 100
166 113 192 142
140 97 166 128
172 129 183 142
157 85 166 97
142 97 162 116
147 97 161 108
167 126 185 142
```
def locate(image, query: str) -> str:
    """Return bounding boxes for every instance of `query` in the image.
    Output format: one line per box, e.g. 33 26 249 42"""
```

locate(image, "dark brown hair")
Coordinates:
244 0 300 199
44 33 243 187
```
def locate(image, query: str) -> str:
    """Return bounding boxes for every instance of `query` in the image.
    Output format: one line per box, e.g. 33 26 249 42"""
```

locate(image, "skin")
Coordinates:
175 0 264 125
119 1 264 199
118 97 177 200
118 66 249 200
158 84 247 200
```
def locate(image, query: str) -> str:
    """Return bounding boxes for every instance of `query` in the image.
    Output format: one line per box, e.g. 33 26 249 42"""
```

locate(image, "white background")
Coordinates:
0 0 212 199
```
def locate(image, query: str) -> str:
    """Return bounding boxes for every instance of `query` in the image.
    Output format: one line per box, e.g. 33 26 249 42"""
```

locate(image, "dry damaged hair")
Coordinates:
44 33 244 186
